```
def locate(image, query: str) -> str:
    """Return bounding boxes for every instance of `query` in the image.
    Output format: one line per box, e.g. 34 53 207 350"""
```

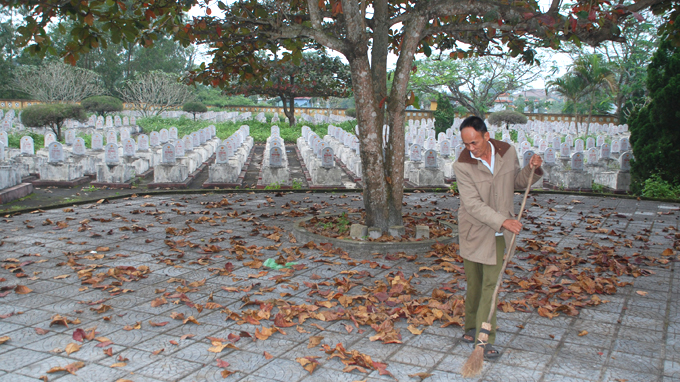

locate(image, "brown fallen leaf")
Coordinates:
208 341 238 353
307 335 324 349
221 370 235 378
183 316 200 325
65 343 81 355
14 285 32 294
47 361 85 375
0 336 9 344
264 351 273 359
35 328 49 335
110 362 127 368
152 348 164 355
216 359 230 368
636 291 648 296
407 325 423 335
296 356 320 374
104 348 113 356
578 330 589 336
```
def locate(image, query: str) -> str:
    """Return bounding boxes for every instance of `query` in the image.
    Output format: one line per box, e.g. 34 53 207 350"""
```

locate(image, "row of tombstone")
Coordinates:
215 126 250 164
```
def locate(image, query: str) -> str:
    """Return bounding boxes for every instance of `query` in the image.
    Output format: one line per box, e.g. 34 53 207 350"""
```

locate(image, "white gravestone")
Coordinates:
106 130 117 145
72 137 86 156
620 137 630 152
20 136 34 155
544 147 556 165
596 135 605 147
92 133 103 150
586 137 595 150
523 150 535 168
552 137 561 149
586 147 598 164
159 129 169 143
44 132 56 148
270 146 283 168
410 144 422 162
175 139 185 157
571 152 584 171
192 132 200 147
454 144 465 160
321 147 334 168
184 135 194 151
120 128 130 141
161 143 176 163
48 142 65 163
114 116 122 126
123 116 129 126
96 116 104 129
520 141 531 154
104 143 119 164
424 149 438 168
150 131 160 147
122 138 136 157
611 139 621 154
574 139 584 153
538 139 548 153
137 134 149 151
216 145 229 163
169 127 178 140
0 143 4 161
620 151 632 171
64 129 76 146
600 142 611 159
440 140 451 157
130 116 136 126
106 116 113 128
0 131 7 148
199 129 207 144
560 142 571 158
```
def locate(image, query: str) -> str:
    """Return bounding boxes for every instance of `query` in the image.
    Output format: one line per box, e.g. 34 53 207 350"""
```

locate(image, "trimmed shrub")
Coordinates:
487 110 528 128
21 104 87 141
81 96 123 117
183 101 208 121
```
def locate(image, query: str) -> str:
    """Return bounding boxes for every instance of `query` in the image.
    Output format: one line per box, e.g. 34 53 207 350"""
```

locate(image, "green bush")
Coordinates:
487 110 528 128
641 174 680 198
344 108 356 118
7 132 44 149
183 101 208 121
20 104 87 141
629 29 680 194
81 96 123 117
433 94 455 136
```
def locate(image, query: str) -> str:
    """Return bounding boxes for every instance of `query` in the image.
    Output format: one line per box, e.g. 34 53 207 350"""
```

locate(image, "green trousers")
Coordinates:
463 236 506 345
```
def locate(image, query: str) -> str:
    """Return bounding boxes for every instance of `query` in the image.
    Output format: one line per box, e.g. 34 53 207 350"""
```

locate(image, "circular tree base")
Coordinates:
293 214 458 255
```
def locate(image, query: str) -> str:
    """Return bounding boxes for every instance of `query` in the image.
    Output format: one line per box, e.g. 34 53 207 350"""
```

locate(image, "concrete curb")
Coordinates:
292 214 459 255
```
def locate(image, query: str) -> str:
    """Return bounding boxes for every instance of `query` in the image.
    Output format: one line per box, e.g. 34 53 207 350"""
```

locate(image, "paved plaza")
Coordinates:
0 191 678 382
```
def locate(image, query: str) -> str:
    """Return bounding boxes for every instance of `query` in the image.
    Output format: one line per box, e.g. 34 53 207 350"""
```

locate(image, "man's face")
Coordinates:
461 127 490 158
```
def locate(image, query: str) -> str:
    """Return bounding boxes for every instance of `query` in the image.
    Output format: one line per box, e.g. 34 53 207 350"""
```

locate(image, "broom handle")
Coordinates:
485 167 535 324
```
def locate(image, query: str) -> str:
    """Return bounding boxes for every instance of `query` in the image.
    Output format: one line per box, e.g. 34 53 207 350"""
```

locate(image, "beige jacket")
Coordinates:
453 139 543 265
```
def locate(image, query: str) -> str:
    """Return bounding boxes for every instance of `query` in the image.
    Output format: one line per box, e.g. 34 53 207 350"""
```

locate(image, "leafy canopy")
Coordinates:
81 95 123 117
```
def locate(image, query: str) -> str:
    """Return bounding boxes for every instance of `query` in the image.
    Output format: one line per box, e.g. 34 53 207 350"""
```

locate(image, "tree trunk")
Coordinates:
280 93 296 126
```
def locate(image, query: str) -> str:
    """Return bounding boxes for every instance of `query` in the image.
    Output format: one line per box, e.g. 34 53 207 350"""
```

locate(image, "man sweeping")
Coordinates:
453 116 543 359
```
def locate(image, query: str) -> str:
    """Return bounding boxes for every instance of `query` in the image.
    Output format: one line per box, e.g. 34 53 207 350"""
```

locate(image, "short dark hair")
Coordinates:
459 116 487 133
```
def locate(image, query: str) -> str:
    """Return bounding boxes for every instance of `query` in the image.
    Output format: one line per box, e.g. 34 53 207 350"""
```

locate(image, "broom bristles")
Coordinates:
460 322 491 378
460 343 485 378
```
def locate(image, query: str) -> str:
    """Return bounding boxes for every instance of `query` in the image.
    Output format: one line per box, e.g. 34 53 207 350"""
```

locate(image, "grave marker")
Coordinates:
424 149 438 168
216 145 229 163
0 131 6 148
44 132 56 148
20 136 34 155
611 139 621 153
620 151 632 171
92 133 103 150
161 143 176 163
106 130 117 145
175 139 185 157
269 146 283 167
122 138 136 157
48 142 64 163
72 137 86 155
544 147 556 164
137 134 149 151
600 142 611 159
560 142 571 158
586 147 598 164
321 147 334 168
410 144 423 162
184 135 194 151
574 139 584 153
523 150 535 168
104 143 119 163
571 152 584 171
586 137 595 150
169 126 178 140
440 140 451 157
150 131 160 147
159 129 169 143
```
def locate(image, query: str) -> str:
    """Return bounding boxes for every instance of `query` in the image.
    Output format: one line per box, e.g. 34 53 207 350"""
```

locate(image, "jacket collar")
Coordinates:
457 138 511 164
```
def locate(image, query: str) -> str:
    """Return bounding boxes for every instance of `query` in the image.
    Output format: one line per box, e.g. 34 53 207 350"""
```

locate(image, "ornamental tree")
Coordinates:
81 95 123 117
183 101 208 121
409 55 542 118
3 0 674 233
21 103 87 141
221 52 351 126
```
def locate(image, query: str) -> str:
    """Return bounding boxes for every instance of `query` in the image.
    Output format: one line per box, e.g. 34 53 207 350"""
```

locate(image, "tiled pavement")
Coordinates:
0 191 678 382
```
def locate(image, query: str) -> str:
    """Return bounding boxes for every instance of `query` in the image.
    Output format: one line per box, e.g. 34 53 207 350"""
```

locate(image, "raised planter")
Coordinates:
293 214 458 255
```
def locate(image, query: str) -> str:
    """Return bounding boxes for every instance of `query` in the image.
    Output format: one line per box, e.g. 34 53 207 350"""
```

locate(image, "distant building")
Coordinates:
489 92 514 112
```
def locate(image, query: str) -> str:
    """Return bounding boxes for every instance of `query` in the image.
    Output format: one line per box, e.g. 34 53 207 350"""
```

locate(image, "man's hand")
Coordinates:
502 219 522 235
530 154 542 169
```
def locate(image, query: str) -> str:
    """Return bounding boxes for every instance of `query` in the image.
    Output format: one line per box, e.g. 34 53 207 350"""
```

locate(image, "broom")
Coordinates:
460 166 536 378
